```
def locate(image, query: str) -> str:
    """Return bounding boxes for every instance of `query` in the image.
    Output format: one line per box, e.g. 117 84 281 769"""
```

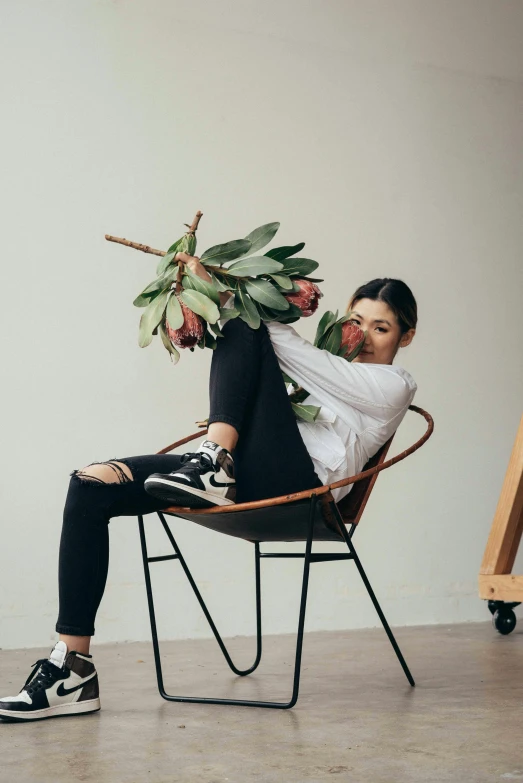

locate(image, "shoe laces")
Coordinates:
23 659 62 695
179 451 216 473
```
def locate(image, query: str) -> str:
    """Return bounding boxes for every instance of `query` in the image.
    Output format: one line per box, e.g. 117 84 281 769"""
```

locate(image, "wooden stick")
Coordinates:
105 210 204 256
185 210 203 234
104 235 166 257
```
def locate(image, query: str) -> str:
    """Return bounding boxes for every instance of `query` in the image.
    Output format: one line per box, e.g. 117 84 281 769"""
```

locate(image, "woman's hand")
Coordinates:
174 251 233 307
174 252 212 283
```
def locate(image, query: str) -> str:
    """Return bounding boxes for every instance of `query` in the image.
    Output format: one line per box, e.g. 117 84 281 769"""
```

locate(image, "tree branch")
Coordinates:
185 210 203 234
104 235 166 257
105 210 204 257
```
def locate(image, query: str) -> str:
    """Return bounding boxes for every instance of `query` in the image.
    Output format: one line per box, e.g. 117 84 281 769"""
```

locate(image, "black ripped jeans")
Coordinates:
56 318 322 636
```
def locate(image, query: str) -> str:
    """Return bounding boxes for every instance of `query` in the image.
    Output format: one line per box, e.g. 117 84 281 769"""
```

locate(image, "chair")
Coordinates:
137 404 434 709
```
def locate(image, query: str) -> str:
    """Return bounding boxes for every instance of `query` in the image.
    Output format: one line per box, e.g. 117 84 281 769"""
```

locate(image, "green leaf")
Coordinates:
323 322 342 354
138 289 170 348
255 302 277 321
179 290 220 324
317 311 340 349
158 323 180 364
269 273 294 290
162 265 182 286
280 258 319 276
234 288 261 329
268 302 303 322
201 239 252 265
210 321 224 338
157 236 185 275
165 291 184 330
183 268 220 304
301 276 324 283
244 278 290 311
291 403 321 422
156 249 177 277
226 256 284 277
240 222 280 255
219 306 241 322
167 235 184 252
314 310 338 345
265 243 305 261
209 271 233 292
201 329 217 350
135 264 179 305
181 274 197 291
184 233 197 257
136 277 166 299
133 291 158 308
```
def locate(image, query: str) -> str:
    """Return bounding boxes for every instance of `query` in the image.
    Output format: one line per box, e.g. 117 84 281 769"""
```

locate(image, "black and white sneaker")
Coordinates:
144 440 236 508
0 641 100 722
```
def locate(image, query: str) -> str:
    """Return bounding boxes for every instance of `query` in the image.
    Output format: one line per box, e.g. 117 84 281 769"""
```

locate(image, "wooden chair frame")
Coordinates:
138 404 433 709
479 413 523 633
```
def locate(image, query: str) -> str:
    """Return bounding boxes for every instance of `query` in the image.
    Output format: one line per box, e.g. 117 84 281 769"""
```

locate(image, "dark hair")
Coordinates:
347 278 417 335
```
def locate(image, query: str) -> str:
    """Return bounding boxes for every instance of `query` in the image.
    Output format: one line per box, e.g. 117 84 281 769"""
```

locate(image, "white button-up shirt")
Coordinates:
265 321 418 503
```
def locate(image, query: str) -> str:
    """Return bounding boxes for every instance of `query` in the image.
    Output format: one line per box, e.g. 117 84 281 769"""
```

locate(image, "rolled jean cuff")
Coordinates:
55 622 95 637
207 413 241 429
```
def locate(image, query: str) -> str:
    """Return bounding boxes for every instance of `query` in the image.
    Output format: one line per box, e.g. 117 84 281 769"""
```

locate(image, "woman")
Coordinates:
0 255 417 723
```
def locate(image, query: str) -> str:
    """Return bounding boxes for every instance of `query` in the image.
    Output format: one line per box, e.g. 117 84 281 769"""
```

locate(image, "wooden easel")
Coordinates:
479 414 523 613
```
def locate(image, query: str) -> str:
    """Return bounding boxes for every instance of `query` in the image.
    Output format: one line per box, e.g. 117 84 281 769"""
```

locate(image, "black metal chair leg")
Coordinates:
137 495 317 709
337 519 415 687
138 514 167 695
285 494 317 708
156 511 262 676
138 513 261 679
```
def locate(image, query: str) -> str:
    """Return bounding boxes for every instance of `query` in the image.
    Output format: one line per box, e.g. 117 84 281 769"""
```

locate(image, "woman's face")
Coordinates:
347 298 415 365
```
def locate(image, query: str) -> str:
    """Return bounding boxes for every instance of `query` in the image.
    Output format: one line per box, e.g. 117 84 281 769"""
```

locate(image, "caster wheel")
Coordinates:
488 600 499 615
492 608 517 635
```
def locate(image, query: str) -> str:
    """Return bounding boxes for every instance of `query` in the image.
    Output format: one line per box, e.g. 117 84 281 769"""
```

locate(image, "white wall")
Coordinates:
1 0 522 650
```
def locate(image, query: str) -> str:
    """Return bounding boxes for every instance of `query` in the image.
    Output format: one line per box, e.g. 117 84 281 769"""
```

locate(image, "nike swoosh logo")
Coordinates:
209 475 235 488
56 672 96 698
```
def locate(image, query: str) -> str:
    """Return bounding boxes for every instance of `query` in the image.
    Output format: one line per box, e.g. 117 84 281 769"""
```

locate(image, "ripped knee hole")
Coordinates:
72 461 133 485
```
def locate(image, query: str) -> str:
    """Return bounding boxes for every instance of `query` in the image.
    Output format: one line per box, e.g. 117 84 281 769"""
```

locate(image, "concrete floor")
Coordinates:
0 622 522 783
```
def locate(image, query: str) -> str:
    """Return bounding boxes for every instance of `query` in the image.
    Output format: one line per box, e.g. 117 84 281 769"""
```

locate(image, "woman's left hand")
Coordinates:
174 252 212 284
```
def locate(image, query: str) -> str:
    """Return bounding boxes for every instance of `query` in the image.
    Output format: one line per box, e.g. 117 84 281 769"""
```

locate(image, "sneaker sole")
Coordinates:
0 698 101 722
144 477 235 508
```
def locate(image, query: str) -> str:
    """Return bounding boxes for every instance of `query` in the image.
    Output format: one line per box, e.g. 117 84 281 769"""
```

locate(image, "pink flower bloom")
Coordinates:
284 278 323 317
165 296 205 348
340 321 365 358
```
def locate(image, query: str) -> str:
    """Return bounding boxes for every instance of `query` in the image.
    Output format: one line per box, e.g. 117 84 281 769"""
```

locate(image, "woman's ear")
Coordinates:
399 328 416 349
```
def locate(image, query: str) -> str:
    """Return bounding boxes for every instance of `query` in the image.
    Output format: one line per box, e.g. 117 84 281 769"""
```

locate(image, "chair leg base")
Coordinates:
157 692 298 710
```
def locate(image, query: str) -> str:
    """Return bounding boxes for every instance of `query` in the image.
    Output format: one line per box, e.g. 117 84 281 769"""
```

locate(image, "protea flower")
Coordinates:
165 296 205 349
284 278 323 317
340 320 365 358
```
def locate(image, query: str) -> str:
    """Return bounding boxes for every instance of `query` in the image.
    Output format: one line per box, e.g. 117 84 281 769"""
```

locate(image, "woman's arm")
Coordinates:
266 321 417 418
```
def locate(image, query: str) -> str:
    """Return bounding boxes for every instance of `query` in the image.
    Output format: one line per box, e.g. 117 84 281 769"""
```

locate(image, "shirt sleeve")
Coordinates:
265 320 417 419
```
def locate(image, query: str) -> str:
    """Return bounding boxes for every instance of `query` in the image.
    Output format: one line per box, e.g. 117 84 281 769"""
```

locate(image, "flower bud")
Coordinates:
165 296 205 349
340 321 365 359
284 278 323 317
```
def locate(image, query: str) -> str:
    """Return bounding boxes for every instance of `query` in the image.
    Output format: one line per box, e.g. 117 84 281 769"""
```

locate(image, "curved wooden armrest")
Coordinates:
156 405 434 516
